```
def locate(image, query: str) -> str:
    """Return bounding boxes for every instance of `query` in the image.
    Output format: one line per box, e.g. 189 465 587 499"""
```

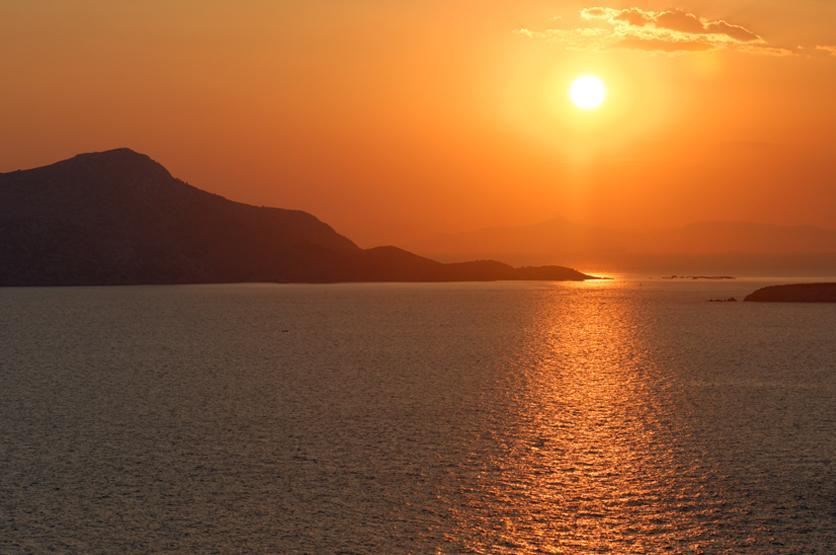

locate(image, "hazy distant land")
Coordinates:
408 218 836 276
663 275 736 280
0 149 597 286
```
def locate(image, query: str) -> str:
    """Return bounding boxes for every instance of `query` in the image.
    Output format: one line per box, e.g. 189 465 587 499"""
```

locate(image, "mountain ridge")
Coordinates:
0 149 596 286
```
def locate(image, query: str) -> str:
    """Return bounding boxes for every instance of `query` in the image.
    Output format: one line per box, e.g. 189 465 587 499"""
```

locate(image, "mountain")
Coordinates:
407 218 836 275
0 149 595 285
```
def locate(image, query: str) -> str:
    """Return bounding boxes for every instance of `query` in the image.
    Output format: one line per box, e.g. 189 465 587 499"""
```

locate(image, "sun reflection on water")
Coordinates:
447 285 725 552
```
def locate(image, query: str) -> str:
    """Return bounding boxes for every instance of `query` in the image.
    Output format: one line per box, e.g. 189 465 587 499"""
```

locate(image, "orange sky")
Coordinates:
2 1 835 246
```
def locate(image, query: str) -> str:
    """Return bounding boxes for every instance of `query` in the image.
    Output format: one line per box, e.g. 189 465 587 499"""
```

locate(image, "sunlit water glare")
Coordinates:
1 281 834 552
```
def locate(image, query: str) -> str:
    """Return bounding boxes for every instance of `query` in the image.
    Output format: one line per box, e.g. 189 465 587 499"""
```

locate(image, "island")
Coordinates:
744 283 836 303
0 149 601 286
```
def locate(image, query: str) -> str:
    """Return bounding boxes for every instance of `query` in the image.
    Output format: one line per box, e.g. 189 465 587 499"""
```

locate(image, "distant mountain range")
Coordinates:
407 218 836 275
0 149 595 286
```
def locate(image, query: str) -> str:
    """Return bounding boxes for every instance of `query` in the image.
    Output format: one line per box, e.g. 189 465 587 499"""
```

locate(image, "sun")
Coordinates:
569 75 607 111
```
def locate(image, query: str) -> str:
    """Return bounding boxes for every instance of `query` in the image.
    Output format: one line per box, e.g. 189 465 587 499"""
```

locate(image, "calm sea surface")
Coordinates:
1 280 835 553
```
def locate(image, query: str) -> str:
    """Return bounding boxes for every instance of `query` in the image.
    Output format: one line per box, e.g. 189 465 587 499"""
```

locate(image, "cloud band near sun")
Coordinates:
517 6 794 55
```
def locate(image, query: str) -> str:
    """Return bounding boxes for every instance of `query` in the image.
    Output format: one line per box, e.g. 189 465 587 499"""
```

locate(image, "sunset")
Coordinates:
3 1 835 249
1 1 835 552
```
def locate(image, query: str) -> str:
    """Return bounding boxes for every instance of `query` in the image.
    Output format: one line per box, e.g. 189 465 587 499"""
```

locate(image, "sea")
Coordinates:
1 279 835 553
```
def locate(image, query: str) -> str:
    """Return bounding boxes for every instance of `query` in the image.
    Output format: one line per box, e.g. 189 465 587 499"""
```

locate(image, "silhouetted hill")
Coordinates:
744 283 836 303
347 246 591 282
0 149 595 285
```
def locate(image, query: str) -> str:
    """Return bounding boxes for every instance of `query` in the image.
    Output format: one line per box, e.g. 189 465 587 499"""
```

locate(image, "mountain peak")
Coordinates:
60 148 172 180
0 147 175 187
73 147 147 160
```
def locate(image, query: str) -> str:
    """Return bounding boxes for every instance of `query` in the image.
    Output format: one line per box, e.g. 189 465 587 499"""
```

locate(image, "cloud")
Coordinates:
705 21 760 43
518 6 787 55
618 36 713 52
613 9 653 28
816 45 836 57
655 10 707 34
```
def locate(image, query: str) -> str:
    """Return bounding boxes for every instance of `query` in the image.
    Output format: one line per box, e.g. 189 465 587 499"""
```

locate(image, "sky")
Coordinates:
1 1 835 246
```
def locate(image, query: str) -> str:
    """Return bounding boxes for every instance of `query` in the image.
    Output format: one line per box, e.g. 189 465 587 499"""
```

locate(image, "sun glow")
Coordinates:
569 75 607 111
